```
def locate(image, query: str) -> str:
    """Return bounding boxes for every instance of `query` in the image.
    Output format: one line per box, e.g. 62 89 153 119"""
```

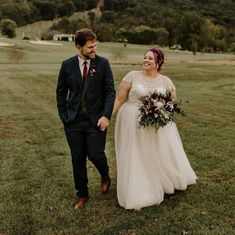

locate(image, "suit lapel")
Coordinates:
84 57 97 91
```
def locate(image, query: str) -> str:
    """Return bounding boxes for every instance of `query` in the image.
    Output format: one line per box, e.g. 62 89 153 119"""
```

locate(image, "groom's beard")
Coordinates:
83 54 91 59
81 49 96 59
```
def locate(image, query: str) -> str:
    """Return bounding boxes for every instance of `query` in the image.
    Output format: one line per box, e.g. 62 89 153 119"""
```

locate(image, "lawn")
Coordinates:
0 38 234 235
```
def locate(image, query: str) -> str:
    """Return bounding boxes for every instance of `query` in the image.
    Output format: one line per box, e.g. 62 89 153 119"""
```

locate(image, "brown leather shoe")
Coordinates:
101 174 111 193
74 197 88 210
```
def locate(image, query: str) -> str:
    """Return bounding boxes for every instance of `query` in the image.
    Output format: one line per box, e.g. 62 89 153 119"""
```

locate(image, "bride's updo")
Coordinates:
149 48 164 71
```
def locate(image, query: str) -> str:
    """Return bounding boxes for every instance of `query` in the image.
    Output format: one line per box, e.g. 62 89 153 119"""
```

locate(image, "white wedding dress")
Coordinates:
115 71 197 210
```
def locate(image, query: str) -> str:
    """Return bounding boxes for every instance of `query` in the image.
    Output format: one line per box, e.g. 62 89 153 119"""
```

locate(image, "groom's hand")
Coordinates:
97 117 109 131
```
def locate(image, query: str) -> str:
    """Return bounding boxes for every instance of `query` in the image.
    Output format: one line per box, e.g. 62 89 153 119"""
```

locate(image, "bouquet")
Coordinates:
138 90 185 130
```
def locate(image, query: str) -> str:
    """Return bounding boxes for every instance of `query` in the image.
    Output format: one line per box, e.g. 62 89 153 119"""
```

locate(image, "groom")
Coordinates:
56 28 115 210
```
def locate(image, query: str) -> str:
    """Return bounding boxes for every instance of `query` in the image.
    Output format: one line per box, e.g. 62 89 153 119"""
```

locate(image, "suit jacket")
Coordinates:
56 55 115 126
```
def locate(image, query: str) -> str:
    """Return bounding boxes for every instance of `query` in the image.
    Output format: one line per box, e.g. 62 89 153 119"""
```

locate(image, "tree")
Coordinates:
116 25 158 44
73 0 87 11
199 19 229 52
34 1 57 20
132 25 158 44
0 19 17 38
57 2 76 17
191 34 199 56
101 11 115 23
86 0 97 10
164 15 181 48
96 23 114 42
88 11 95 28
0 2 39 26
155 27 169 46
178 12 204 51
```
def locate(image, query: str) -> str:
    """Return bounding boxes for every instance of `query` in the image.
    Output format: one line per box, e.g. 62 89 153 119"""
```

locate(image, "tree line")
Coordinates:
0 0 97 25
0 0 235 53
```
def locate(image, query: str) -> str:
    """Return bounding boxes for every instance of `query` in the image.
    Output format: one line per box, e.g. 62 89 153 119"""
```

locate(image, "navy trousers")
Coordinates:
64 118 109 198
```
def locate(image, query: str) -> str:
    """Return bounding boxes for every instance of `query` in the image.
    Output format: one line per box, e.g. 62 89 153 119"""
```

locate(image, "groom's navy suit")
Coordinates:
56 55 115 197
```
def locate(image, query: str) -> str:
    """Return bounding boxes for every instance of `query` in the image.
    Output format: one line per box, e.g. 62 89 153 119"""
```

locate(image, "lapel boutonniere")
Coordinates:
89 67 96 77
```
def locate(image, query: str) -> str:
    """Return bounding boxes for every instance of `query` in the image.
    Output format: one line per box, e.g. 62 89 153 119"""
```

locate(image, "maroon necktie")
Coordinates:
82 61 88 81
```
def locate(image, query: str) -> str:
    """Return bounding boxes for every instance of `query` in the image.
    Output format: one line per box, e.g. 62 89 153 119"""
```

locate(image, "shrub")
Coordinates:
0 19 17 38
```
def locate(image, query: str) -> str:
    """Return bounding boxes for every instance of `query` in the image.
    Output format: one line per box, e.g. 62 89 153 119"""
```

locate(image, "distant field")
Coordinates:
0 38 234 234
1 36 235 65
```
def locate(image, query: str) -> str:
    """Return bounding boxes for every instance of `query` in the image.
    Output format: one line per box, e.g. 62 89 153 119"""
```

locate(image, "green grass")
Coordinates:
0 38 234 234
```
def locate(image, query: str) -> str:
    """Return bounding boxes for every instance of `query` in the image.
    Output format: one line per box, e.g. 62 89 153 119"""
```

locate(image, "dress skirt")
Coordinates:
115 101 197 210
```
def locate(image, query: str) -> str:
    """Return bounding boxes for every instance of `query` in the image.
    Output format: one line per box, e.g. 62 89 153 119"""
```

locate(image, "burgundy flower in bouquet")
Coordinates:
138 90 186 130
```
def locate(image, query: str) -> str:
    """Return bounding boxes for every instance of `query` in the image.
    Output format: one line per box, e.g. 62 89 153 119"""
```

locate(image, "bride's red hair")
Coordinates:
149 48 164 71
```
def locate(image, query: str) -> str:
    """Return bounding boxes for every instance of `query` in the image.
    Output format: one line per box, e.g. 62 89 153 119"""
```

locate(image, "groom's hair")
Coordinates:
75 28 97 47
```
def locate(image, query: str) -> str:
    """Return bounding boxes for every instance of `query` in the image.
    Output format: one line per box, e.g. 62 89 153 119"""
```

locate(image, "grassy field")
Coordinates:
0 37 234 235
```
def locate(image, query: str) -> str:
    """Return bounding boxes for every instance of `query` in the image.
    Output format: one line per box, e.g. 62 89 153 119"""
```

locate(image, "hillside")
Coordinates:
0 0 234 28
0 0 235 52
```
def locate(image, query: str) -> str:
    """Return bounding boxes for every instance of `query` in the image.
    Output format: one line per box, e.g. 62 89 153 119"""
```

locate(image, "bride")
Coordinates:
112 48 197 210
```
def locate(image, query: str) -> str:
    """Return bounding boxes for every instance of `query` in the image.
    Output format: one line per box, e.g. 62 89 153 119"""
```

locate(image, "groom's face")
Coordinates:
77 40 97 60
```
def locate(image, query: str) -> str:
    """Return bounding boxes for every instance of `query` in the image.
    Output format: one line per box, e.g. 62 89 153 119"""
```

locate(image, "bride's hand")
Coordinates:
97 117 109 131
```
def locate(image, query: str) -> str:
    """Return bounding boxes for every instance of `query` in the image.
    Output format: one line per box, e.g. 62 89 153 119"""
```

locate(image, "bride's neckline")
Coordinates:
142 71 161 81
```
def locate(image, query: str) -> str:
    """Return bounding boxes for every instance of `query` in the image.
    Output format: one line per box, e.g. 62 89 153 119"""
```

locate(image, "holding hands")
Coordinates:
97 116 109 131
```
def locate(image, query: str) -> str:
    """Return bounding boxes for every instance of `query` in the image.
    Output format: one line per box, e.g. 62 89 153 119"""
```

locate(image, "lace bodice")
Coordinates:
121 71 176 105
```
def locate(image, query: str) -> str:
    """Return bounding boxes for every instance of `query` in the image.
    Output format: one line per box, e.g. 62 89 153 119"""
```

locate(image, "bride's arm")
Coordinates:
165 77 176 100
112 81 131 115
171 89 176 100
